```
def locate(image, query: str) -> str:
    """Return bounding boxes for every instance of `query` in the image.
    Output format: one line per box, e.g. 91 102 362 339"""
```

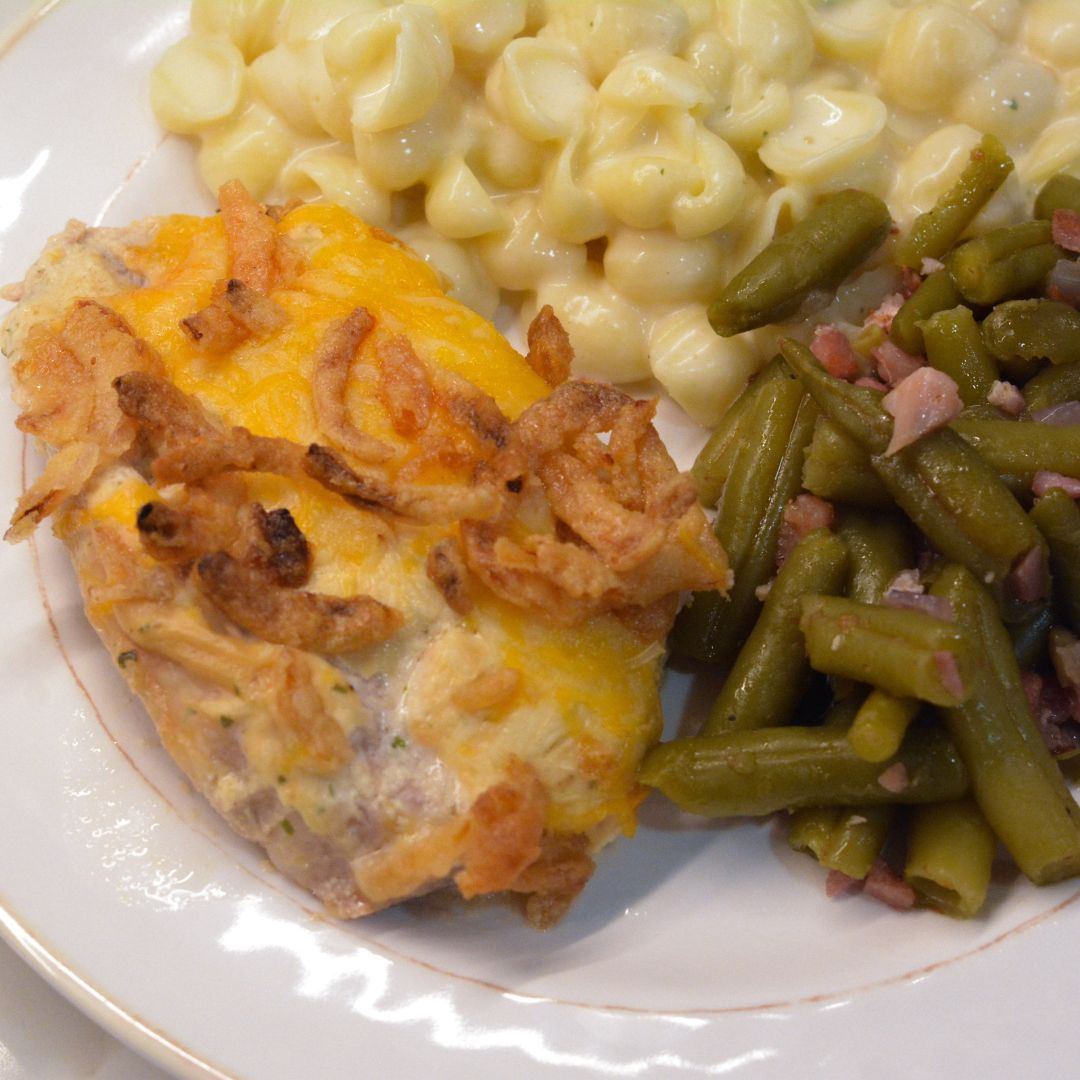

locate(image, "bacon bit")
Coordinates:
863 859 916 910
1006 545 1047 604
1052 208 1080 253
376 335 433 439
810 325 861 381
865 292 906 333
854 375 888 392
525 304 574 387
452 666 522 712
1033 471 1080 498
934 650 967 701
196 550 402 654
218 179 278 294
311 308 395 464
919 258 946 276
876 762 909 794
426 538 473 614
455 760 547 899
826 869 859 898
776 493 834 567
872 339 925 387
882 367 963 454
883 590 955 621
180 278 287 353
987 379 1026 416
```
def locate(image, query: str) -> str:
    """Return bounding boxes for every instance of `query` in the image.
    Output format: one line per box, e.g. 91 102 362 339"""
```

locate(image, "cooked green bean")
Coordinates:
708 190 892 336
690 360 783 507
950 414 1080 479
837 510 913 603
930 564 1080 885
890 270 963 356
782 337 1047 606
800 594 971 706
848 690 921 763
788 805 895 880
672 372 817 665
982 299 1080 372
1010 602 1054 669
904 798 996 917
1024 361 1080 411
1031 490 1080 633
900 134 1014 268
704 530 848 735
947 220 1060 306
802 416 891 508
1035 173 1080 220
639 726 968 818
919 305 999 406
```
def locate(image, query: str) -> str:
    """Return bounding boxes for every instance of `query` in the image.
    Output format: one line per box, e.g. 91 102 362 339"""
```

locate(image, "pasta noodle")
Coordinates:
154 0 1080 423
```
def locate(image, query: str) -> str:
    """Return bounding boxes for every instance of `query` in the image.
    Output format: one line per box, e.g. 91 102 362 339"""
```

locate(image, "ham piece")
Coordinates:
811 324 861 381
882 367 964 454
1052 209 1080 253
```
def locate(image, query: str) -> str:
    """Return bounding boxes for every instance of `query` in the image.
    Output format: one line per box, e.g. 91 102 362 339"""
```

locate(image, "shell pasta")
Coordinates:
153 0 1080 426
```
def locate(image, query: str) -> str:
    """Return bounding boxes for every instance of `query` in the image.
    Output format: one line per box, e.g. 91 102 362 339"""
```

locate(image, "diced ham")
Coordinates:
877 762 909 794
887 568 923 594
872 339 925 387
919 258 946 276
855 375 888 392
1052 208 1080 253
883 589 956 621
863 859 916 910
865 292 906 333
1033 471 1080 498
1026 670 1080 758
811 324 861 381
934 650 966 700
987 380 1025 416
882 367 964 454
1022 671 1043 716
776 493 835 568
901 266 924 295
826 869 858 898
1006 545 1047 604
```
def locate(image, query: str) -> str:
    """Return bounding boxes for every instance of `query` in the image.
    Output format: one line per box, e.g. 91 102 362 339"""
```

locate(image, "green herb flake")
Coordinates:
219 715 235 729
116 650 138 669
280 818 295 835
1004 98 1019 110
277 774 287 785
332 682 352 694
391 735 408 749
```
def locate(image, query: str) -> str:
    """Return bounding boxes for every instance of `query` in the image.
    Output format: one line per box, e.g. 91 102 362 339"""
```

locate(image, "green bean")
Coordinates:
837 510 913 603
848 690 921 763
1010 602 1054 669
1031 490 1080 633
690 360 784 507
929 564 1080 885
788 805 894 880
919 305 999 406
1035 173 1080 220
1024 361 1080 411
982 299 1080 370
947 220 1060 306
800 594 971 706
950 414 1080 480
904 798 996 917
639 726 968 818
890 269 963 356
802 417 892 508
704 530 849 735
782 337 1047 606
900 134 1014 268
708 190 892 337
672 372 817 665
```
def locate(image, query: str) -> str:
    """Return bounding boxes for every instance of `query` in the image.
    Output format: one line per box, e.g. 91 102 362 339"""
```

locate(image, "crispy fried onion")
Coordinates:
8 301 165 540
525 304 573 387
196 550 402 654
509 831 595 929
217 179 294 294
312 308 395 464
425 537 472 614
458 380 730 633
376 334 433 439
180 278 288 353
304 443 501 524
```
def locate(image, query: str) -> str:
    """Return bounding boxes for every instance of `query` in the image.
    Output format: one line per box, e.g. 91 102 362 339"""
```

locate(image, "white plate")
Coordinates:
2 3 1080 1078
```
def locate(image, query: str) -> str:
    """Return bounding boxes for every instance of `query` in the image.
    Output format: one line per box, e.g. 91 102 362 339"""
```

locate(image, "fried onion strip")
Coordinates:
196 551 402 654
525 304 573 387
218 180 278 294
376 335 432 439
312 308 395 464
180 278 287 353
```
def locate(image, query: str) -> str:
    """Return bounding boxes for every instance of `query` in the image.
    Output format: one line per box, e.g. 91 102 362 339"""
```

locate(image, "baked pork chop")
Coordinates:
3 183 729 925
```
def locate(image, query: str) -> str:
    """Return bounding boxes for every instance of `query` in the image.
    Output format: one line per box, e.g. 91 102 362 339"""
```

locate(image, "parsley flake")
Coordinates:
391 735 408 749
280 819 295 836
219 715 234 728
117 650 137 668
